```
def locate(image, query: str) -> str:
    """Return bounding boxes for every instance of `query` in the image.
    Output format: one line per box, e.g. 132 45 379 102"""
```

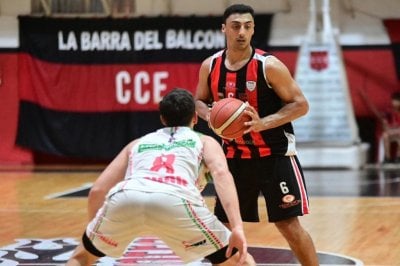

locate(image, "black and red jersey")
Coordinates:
207 48 297 159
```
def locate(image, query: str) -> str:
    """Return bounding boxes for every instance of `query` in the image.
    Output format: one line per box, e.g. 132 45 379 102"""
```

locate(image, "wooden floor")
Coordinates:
0 164 399 265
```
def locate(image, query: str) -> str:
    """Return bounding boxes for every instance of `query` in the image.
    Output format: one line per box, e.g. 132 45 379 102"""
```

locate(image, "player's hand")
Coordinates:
207 110 212 129
226 227 248 265
243 104 265 133
206 102 216 128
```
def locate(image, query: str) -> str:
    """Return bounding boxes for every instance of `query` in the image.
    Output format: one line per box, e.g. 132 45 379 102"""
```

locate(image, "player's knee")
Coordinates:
205 246 238 264
275 216 297 227
82 232 106 257
274 217 302 235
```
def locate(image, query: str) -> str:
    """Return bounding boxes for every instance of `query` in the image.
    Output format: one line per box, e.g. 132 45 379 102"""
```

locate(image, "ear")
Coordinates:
193 112 198 125
160 115 167 126
221 23 226 33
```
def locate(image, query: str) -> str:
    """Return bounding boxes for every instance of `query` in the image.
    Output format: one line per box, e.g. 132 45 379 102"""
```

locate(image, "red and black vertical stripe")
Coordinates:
209 48 295 159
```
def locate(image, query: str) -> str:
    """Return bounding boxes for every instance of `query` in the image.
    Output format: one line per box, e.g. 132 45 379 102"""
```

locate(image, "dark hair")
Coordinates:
223 4 255 23
159 88 195 127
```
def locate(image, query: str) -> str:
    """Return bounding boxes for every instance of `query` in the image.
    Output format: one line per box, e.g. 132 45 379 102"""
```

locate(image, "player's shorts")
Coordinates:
214 155 310 223
86 188 232 264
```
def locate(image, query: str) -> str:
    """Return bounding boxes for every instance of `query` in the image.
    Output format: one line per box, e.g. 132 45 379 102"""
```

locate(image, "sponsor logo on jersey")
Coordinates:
145 175 188 186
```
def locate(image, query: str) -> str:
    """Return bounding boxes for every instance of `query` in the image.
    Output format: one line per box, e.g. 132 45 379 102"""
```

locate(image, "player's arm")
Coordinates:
202 135 242 227
201 135 247 263
87 140 138 220
244 55 309 133
195 57 213 122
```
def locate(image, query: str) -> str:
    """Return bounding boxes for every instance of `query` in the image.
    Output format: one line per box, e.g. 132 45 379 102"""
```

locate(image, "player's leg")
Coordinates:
149 193 255 265
206 246 256 266
274 216 318 266
66 189 126 266
260 155 319 266
214 158 261 223
66 241 100 266
211 158 259 265
67 189 145 265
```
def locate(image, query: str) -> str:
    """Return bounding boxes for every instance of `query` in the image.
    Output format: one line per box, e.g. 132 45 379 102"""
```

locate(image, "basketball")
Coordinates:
209 98 251 139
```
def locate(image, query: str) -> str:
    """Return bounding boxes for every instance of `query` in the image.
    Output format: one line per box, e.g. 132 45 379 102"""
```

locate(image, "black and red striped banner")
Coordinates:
16 15 272 159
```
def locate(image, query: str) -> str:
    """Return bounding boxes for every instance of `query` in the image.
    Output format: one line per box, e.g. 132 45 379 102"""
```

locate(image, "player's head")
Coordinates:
222 4 255 24
222 4 255 49
159 88 196 127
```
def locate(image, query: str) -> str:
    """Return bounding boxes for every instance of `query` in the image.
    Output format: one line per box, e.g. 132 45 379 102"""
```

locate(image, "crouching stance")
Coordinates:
66 88 255 266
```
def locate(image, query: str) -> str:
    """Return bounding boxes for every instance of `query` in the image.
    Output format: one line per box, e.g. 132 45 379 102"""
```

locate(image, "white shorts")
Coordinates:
86 189 231 263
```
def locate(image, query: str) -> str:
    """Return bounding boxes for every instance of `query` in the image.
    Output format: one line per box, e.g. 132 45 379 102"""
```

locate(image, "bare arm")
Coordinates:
201 135 247 263
244 55 309 133
87 140 137 220
202 136 242 227
195 57 213 122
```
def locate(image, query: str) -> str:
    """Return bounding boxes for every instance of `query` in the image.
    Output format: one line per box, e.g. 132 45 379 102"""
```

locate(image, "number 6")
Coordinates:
280 182 289 194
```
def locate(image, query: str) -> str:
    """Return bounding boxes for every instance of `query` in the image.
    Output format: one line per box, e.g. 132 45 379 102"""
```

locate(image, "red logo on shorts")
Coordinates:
98 233 118 247
282 194 295 203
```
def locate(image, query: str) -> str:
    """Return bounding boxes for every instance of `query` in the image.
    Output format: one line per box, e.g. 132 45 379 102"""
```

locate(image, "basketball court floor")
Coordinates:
0 163 399 265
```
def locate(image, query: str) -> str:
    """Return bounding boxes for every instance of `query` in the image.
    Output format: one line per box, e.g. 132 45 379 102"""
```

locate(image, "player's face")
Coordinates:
222 13 254 50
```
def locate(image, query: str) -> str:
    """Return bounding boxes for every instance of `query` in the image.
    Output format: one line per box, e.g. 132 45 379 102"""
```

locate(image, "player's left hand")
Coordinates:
226 227 248 265
206 102 216 129
243 104 265 133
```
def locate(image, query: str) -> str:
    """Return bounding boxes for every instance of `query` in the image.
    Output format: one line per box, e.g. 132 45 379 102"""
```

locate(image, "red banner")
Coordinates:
19 53 200 112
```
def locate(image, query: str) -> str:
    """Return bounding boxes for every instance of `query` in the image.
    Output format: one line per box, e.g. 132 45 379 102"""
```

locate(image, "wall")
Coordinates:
0 0 399 164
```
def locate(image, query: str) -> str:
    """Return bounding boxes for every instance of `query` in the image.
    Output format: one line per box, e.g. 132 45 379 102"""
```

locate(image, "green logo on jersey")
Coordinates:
138 139 196 152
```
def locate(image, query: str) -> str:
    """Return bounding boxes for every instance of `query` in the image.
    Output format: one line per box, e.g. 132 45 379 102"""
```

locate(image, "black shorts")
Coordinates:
214 155 310 223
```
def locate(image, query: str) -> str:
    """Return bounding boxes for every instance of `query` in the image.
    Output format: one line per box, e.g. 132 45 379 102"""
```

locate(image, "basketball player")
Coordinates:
381 92 400 163
66 88 255 266
195 4 319 266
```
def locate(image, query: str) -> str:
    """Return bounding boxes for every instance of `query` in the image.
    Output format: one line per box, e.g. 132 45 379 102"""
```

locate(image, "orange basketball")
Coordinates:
209 98 251 139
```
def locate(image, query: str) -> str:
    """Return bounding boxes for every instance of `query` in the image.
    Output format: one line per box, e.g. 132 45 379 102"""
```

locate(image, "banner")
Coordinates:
17 15 272 159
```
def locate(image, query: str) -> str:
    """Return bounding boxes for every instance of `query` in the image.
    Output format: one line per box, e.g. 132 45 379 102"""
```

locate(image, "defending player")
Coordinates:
66 88 255 266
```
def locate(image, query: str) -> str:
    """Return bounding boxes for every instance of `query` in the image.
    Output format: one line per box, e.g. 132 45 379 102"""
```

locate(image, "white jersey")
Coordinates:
87 127 232 263
117 127 205 204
